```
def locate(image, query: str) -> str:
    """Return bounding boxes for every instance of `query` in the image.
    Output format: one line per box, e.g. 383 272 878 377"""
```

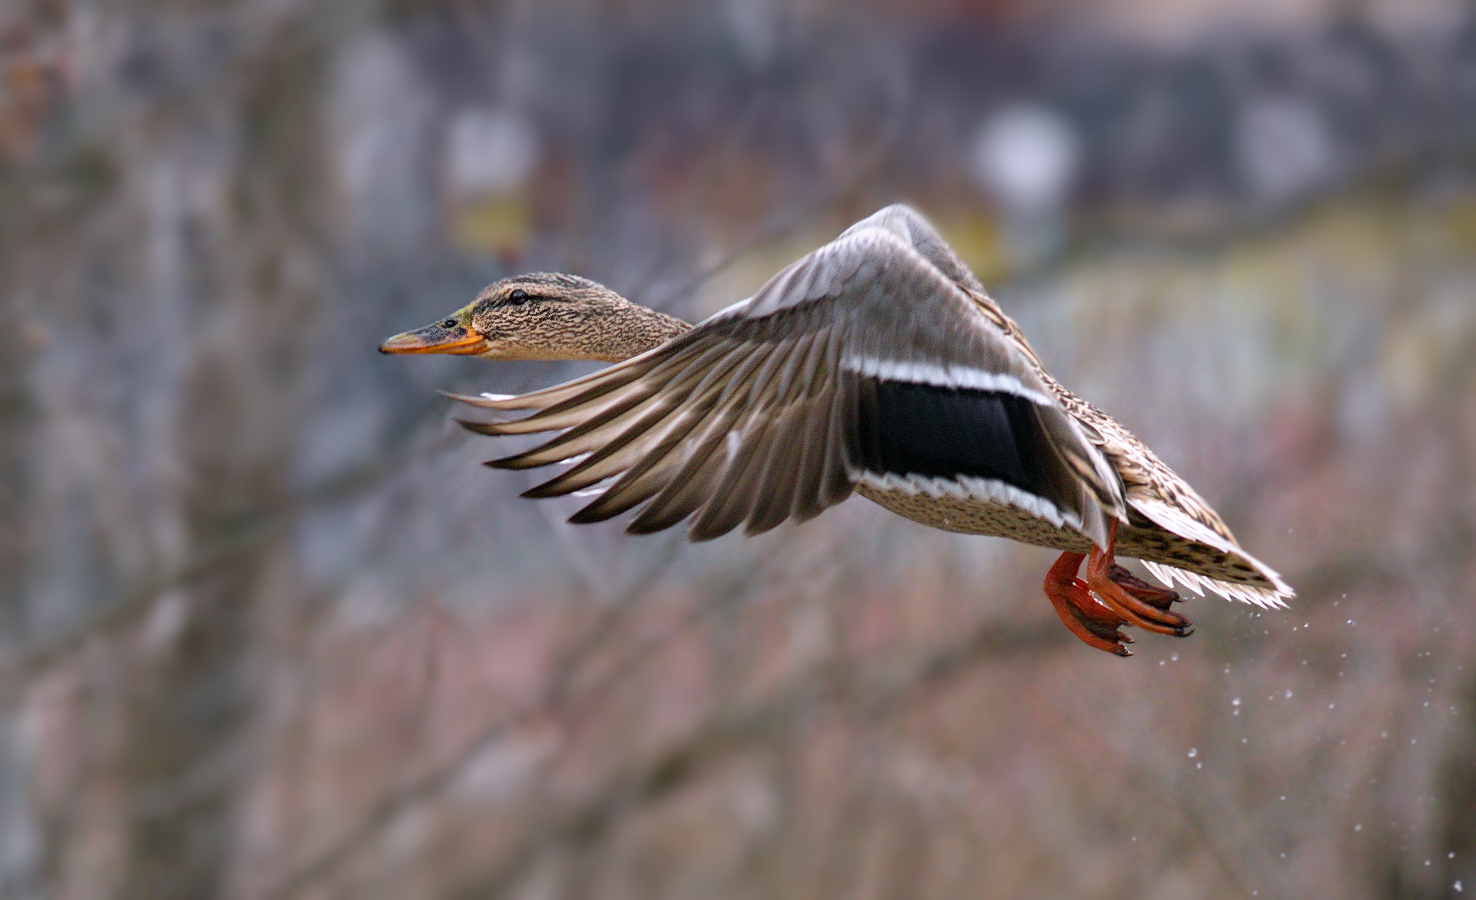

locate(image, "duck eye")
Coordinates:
507 289 528 304
442 318 458 329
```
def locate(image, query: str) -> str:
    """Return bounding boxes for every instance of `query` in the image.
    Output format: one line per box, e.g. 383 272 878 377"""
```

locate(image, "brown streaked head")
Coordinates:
379 272 689 363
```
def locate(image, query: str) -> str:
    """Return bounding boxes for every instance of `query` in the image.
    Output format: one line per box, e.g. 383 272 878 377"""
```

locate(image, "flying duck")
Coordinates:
380 204 1292 655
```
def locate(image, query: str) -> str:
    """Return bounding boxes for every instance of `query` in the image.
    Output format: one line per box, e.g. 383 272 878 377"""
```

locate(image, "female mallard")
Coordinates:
381 205 1292 656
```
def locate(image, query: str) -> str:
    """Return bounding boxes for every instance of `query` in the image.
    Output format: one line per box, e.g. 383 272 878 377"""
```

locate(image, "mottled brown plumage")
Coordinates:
381 205 1292 656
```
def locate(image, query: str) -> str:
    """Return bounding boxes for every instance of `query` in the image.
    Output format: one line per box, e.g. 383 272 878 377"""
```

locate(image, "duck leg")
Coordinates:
1043 550 1134 656
1084 521 1194 638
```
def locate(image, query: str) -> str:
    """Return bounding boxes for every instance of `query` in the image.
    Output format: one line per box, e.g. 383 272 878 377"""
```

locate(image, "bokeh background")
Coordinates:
3 0 1476 898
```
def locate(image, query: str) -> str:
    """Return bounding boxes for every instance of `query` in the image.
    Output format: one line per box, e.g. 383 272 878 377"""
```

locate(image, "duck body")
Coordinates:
381 204 1291 654
831 297 1283 605
855 429 1278 603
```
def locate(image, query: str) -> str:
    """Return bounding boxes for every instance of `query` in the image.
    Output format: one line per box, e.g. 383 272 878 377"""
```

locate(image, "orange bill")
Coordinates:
378 321 486 356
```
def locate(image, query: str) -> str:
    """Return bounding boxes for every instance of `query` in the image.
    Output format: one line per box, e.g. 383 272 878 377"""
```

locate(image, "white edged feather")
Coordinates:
1133 499 1294 610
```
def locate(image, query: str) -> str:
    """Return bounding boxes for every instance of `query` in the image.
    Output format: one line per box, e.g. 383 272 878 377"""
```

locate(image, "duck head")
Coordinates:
378 273 672 363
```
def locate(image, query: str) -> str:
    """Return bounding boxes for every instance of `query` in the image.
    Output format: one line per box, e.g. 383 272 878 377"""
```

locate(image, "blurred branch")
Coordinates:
623 95 769 300
648 45 911 312
266 601 1069 899
262 547 759 900
1113 727 1280 899
1003 174 1429 296
461 616 1071 896
0 428 464 691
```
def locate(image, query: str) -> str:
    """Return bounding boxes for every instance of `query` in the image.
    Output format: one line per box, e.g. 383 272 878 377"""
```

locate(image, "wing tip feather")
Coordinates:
441 390 545 410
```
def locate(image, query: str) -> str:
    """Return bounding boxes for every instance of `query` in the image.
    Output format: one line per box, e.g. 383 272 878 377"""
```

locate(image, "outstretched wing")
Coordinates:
836 203 987 295
455 207 1126 544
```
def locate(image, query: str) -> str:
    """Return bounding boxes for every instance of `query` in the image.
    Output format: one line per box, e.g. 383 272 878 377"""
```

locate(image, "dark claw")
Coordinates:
1159 609 1192 630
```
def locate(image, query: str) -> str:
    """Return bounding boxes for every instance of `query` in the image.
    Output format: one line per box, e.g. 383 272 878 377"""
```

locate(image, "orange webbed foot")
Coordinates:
1044 551 1135 656
1041 523 1197 655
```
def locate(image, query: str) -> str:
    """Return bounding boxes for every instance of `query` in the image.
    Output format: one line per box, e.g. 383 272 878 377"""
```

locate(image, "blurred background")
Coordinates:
2 0 1476 897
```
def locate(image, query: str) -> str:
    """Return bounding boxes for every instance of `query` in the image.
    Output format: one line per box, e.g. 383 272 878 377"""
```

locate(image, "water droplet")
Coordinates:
1285 689 1293 699
1354 823 1362 832
1232 698 1241 706
1188 748 1198 758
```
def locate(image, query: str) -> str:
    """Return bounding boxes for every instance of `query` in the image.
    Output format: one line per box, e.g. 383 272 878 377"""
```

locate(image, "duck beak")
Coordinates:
378 322 487 356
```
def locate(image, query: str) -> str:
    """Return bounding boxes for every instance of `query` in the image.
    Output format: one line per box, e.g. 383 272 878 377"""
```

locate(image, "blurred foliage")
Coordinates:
1 1 1475 899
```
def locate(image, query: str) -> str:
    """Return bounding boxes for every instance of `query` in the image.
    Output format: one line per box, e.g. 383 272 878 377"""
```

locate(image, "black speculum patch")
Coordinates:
856 379 1060 502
